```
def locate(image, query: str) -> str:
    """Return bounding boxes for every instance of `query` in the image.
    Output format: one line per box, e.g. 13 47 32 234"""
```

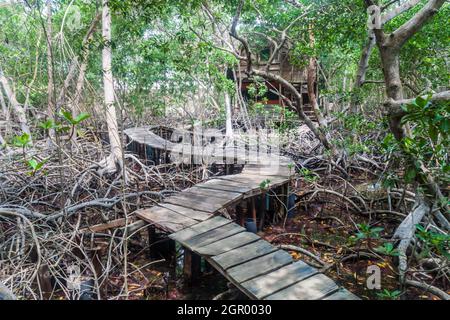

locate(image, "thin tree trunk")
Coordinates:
101 0 123 174
0 69 32 142
224 92 233 138
64 13 101 146
46 0 56 142
307 28 326 127
351 32 376 113
58 12 101 109
351 0 422 112
0 87 11 136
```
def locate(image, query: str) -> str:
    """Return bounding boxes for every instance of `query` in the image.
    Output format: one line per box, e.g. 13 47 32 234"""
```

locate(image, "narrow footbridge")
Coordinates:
126 126 359 300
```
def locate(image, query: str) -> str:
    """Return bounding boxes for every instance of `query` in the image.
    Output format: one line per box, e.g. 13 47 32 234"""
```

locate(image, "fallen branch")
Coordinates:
405 279 449 300
278 244 327 268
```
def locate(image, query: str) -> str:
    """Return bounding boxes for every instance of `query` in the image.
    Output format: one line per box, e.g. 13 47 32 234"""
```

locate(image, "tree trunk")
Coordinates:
64 13 101 146
307 28 326 127
379 46 406 140
46 0 56 142
0 69 32 142
0 87 11 136
351 32 376 113
101 0 123 174
224 92 233 138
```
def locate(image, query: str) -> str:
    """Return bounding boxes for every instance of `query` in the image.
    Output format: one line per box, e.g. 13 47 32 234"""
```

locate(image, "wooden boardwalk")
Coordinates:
127 126 359 300
169 216 358 300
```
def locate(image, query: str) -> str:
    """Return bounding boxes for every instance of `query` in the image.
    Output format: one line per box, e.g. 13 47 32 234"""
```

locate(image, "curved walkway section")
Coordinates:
126 126 359 300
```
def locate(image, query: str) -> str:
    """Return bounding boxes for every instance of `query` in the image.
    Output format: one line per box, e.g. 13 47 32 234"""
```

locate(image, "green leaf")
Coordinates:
27 159 38 170
259 179 271 190
73 112 90 124
59 109 75 125
39 119 56 130
12 133 31 147
415 96 428 108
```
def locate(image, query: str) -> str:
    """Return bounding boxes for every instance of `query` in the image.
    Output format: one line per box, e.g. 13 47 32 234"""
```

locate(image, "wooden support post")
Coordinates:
282 183 289 216
236 203 245 226
147 226 157 260
251 197 257 224
258 193 267 231
183 248 201 285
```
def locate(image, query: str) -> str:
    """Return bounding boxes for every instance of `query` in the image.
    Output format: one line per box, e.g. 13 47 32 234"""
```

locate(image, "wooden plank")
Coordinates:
195 232 260 256
189 186 243 202
240 261 319 299
242 164 292 177
157 203 212 221
196 180 253 194
169 216 231 243
217 174 289 189
135 207 197 232
264 273 339 300
182 223 246 250
322 288 360 300
168 190 232 206
205 178 250 187
211 240 278 270
227 250 293 283
164 194 225 213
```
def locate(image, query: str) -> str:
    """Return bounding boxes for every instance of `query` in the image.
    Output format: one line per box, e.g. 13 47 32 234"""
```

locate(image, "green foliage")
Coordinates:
12 133 31 148
355 223 383 241
380 133 398 154
399 96 449 185
376 289 402 300
299 168 317 183
338 113 377 134
374 242 399 256
401 96 449 145
415 224 450 259
259 179 271 190
26 158 47 175
39 119 57 131
59 110 91 126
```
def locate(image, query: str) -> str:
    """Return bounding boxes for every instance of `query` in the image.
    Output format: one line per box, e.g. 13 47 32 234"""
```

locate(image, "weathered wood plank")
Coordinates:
164 194 225 212
182 223 246 250
322 288 360 300
169 216 231 243
135 207 197 232
188 186 243 202
240 261 319 299
157 203 212 221
264 273 339 300
195 232 260 256
196 180 253 193
169 191 232 206
211 240 278 270
218 174 289 187
227 250 293 283
242 164 292 177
